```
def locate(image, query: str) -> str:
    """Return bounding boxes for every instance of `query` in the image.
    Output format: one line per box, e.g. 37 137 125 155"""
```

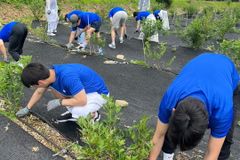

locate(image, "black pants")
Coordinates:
8 22 28 61
162 86 239 160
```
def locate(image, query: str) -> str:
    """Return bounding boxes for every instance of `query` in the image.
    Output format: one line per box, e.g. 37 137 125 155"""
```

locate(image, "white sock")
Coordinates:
163 152 174 160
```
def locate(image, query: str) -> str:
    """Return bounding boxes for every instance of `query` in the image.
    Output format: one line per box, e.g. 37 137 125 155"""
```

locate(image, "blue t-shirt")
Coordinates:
108 7 125 18
158 53 239 138
153 10 161 19
135 11 151 21
79 12 101 28
0 21 17 42
66 10 84 31
50 64 109 97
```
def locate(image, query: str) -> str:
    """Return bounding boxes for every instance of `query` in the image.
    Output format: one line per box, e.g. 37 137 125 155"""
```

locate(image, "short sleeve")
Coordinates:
158 92 176 124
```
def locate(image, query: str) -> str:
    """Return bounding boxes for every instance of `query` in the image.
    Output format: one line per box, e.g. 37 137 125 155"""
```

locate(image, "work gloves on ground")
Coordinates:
66 43 73 49
16 106 30 118
47 99 62 111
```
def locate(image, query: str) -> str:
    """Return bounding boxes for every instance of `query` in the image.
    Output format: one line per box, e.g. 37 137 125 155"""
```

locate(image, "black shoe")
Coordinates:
92 111 101 122
53 112 77 123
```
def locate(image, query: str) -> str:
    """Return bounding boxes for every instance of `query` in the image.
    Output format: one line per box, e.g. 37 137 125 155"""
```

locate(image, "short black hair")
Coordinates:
21 63 50 88
167 97 208 151
133 11 138 18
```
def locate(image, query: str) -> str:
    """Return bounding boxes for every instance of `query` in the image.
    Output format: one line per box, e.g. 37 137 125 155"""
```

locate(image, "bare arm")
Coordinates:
0 39 8 59
61 89 87 107
204 136 225 160
149 119 169 160
27 87 47 109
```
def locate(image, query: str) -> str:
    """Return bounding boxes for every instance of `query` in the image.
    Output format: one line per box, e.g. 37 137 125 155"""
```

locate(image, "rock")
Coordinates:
115 100 128 107
116 54 125 60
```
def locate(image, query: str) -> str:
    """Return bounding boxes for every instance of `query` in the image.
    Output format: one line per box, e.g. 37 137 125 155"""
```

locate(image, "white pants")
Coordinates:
77 28 86 45
67 92 107 118
47 21 58 33
46 8 58 33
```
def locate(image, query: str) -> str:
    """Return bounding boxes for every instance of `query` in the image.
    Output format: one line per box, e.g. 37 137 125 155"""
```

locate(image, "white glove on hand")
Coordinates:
66 43 73 49
47 99 62 111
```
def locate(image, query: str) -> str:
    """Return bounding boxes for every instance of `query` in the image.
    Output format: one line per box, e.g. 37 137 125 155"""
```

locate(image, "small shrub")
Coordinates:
141 19 162 41
0 56 32 114
219 39 240 67
155 0 172 8
181 12 214 49
213 10 237 42
183 5 198 18
74 96 153 159
28 0 44 21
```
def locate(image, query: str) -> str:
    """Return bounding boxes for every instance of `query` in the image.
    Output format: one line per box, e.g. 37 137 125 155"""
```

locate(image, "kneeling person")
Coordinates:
16 63 109 122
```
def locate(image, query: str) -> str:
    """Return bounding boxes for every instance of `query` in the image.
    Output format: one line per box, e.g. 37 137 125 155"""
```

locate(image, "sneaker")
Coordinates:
53 112 77 124
53 30 57 34
119 37 123 44
3 58 9 63
92 111 101 122
108 43 116 49
97 47 103 55
47 32 56 36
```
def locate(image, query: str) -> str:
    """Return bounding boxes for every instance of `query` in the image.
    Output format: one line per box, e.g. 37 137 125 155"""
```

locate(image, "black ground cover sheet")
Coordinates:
21 41 240 159
0 115 63 160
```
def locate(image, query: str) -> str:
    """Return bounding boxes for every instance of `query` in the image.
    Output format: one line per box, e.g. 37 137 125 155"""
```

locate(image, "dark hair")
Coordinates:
167 97 208 151
64 14 68 22
133 11 138 18
21 63 50 88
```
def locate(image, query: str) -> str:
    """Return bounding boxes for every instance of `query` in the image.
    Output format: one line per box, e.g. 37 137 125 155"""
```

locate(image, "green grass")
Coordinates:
0 110 16 120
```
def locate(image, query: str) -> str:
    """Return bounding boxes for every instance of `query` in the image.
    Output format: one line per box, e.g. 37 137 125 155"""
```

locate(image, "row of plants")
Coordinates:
71 96 153 160
0 56 32 115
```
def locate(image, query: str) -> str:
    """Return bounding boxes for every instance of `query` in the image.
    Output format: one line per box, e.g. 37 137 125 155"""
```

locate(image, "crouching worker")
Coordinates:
133 11 159 42
16 63 109 122
149 53 239 160
0 21 28 62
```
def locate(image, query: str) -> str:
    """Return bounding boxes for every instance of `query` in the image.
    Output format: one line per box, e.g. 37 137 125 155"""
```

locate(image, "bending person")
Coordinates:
108 7 128 49
0 21 28 62
149 53 239 160
16 63 109 122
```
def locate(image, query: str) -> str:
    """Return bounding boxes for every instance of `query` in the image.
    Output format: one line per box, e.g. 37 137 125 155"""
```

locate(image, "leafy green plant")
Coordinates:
219 39 240 67
213 10 237 42
28 0 44 21
73 96 153 160
89 32 105 55
155 0 172 8
183 5 198 18
141 19 162 42
181 12 215 49
0 56 32 114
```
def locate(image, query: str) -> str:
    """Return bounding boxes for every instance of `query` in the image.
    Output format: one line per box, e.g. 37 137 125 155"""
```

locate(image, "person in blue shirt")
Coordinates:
133 11 151 32
133 11 159 42
149 53 239 160
0 21 28 62
16 63 109 122
153 10 170 30
108 7 128 49
65 10 85 49
68 12 102 51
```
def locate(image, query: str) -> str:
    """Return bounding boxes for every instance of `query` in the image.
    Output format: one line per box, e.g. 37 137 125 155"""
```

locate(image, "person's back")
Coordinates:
51 64 109 96
0 22 17 42
160 53 239 138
